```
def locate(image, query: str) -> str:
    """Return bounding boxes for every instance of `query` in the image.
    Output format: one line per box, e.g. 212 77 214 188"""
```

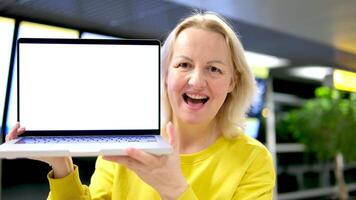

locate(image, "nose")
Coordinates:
188 69 207 89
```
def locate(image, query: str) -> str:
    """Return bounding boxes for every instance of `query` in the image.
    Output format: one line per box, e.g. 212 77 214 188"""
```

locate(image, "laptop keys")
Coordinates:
16 135 157 144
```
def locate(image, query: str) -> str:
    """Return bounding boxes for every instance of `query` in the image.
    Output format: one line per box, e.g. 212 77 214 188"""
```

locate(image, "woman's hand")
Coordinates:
6 122 74 179
103 121 188 200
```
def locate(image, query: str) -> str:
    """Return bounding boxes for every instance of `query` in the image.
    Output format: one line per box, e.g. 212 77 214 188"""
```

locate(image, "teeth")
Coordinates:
186 93 208 100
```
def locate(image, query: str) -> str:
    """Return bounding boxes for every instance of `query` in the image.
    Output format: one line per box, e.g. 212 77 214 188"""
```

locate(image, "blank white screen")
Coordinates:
19 43 159 130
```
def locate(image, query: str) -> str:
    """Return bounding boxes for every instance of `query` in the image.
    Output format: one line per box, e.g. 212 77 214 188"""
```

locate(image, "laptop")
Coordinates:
0 38 172 158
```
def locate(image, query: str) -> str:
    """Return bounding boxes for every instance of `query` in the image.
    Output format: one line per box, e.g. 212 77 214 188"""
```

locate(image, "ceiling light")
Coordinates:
81 32 119 39
288 66 333 81
244 51 290 68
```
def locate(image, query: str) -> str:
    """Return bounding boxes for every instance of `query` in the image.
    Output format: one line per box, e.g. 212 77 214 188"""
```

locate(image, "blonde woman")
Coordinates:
8 12 275 200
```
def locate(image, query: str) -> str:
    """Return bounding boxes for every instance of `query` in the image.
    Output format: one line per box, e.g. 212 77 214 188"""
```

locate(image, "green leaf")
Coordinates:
280 86 356 162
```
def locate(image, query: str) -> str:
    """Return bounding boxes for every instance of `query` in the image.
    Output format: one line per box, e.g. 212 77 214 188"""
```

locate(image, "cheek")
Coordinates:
213 81 232 100
166 72 181 100
168 70 186 87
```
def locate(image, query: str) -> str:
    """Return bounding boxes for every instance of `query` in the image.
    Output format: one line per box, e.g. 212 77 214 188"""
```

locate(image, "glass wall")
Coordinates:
0 17 15 134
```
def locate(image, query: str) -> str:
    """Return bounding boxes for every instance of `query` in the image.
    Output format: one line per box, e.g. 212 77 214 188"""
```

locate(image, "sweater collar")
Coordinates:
179 136 227 164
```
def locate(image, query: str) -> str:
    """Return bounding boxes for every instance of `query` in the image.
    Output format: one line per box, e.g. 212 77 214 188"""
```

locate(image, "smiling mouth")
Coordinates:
183 93 209 105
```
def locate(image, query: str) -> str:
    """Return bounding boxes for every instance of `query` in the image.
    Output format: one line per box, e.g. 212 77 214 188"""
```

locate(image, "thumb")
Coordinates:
166 121 179 152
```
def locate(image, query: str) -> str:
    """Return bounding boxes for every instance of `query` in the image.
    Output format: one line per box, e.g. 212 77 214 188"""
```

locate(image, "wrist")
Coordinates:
51 157 74 179
160 182 188 200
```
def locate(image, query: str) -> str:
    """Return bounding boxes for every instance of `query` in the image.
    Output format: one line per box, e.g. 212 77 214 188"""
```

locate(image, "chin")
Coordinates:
180 114 209 125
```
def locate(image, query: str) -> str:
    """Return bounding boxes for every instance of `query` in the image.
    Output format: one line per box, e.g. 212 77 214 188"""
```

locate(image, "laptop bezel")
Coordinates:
17 38 161 136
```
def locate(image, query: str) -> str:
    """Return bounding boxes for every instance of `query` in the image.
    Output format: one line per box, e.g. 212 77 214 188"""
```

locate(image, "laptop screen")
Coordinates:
18 38 160 135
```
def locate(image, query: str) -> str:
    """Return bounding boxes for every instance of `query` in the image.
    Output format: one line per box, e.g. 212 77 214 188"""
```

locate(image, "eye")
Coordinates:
208 66 223 74
177 62 190 69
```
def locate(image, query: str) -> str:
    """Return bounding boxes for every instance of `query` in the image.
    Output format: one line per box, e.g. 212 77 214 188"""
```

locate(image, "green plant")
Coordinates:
282 86 356 199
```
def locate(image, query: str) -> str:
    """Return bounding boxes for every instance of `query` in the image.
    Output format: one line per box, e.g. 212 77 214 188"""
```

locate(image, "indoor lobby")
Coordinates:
1 0 356 199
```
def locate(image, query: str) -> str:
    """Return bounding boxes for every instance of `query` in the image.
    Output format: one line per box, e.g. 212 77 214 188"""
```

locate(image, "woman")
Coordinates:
7 12 275 199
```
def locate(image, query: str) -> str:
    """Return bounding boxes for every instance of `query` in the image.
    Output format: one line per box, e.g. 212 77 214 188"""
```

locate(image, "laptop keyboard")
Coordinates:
16 135 157 144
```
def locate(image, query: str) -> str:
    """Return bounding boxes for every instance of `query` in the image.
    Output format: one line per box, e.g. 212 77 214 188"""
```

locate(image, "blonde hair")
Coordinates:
161 11 256 139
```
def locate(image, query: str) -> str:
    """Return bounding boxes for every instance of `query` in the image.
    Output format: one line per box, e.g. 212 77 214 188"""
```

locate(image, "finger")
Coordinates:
103 155 142 169
166 121 179 152
18 127 26 134
102 155 125 162
125 147 159 166
6 122 20 142
11 127 26 140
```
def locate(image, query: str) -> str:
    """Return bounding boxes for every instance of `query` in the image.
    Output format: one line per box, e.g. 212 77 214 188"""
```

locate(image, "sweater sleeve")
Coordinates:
233 147 276 200
47 157 116 200
88 156 117 199
47 165 91 200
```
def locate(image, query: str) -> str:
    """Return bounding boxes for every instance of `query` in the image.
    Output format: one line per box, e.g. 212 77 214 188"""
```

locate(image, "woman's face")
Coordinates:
166 27 235 125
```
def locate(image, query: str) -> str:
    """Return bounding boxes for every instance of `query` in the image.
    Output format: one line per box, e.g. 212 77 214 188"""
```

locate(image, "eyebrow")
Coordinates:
176 55 226 65
176 55 193 62
207 60 226 66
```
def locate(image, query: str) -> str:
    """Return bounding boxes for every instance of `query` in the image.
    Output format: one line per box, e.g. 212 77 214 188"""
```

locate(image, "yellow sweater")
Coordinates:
47 133 275 200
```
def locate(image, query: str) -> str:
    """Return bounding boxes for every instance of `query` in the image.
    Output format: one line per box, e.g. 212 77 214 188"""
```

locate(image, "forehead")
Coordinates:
172 27 231 61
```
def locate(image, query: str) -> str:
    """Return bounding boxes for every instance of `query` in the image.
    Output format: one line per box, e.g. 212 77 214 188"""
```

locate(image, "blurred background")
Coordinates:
1 0 356 199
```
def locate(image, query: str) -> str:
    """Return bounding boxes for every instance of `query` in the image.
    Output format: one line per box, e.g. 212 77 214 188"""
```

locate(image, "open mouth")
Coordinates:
183 93 209 105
